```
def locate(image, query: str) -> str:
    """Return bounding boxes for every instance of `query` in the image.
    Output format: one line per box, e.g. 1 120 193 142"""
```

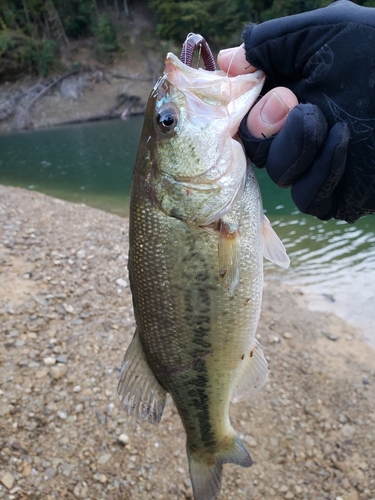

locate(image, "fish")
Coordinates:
118 48 290 500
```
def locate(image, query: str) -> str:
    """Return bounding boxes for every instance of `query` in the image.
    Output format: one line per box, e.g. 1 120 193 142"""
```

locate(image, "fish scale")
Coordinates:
131 166 263 445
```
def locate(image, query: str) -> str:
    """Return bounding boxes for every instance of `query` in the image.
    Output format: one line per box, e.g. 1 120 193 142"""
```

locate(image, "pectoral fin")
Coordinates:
117 330 167 424
218 218 240 297
231 339 268 403
262 215 290 269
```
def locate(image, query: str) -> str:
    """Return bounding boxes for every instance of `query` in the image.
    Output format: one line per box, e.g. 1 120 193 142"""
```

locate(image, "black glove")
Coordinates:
240 0 375 223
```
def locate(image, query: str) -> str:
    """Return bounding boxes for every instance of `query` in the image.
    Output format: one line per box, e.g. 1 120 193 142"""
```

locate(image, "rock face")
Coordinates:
0 185 374 500
0 44 159 133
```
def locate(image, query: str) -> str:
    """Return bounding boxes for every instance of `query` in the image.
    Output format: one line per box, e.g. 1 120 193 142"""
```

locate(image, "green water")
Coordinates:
0 118 374 346
0 118 144 217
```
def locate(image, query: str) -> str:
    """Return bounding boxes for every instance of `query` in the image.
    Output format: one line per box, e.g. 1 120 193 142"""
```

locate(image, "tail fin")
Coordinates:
187 434 252 500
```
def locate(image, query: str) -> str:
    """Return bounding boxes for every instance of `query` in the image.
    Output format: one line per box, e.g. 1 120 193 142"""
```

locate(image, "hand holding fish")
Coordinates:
217 47 298 140
219 0 375 223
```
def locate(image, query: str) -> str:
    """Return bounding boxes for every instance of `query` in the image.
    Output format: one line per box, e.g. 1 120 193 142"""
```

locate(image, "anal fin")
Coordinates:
117 330 167 424
231 338 268 403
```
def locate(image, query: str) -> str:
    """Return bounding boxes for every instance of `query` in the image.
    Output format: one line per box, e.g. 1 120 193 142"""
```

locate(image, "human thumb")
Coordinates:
247 88 298 138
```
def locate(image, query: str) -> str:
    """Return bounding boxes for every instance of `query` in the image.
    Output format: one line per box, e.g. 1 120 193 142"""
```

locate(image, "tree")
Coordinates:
151 0 258 46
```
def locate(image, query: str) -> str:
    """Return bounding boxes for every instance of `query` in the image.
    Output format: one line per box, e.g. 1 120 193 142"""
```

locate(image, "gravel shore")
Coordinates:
0 185 374 500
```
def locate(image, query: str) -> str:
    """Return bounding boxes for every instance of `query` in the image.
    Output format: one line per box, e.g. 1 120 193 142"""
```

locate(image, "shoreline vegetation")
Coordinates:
0 185 374 499
2 0 375 134
0 5 164 134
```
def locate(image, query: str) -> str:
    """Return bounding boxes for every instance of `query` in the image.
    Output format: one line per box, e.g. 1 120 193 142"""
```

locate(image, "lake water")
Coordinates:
0 119 374 348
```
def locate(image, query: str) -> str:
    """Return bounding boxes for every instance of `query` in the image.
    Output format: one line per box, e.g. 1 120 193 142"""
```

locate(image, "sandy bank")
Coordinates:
0 186 374 499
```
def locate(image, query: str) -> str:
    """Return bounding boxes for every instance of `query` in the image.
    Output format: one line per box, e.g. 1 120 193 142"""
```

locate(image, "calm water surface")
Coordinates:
0 119 374 347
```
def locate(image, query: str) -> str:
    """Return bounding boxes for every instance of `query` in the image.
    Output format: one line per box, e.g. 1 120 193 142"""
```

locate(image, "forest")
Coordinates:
1 0 375 82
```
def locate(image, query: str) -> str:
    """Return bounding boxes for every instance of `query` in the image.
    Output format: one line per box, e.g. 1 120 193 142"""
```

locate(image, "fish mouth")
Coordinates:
166 52 265 82
164 53 265 108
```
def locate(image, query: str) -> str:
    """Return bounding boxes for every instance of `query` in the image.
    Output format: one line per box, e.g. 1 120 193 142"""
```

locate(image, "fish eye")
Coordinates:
156 107 179 133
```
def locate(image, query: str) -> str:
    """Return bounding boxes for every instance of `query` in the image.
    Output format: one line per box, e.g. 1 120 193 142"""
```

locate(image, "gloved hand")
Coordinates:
239 0 375 223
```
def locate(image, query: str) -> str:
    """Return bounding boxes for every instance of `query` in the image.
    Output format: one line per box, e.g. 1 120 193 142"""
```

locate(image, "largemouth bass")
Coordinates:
118 45 289 500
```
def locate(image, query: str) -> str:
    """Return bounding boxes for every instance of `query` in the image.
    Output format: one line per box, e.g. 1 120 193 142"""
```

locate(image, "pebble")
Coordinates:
116 278 128 287
270 437 279 447
98 453 112 464
73 385 82 392
61 463 74 477
73 481 88 498
305 436 315 448
341 424 355 439
56 354 68 363
63 303 74 314
0 472 15 490
118 433 130 445
93 472 108 484
283 332 292 339
35 369 49 379
244 435 257 447
44 467 57 479
22 464 32 477
328 334 339 341
76 249 86 259
43 356 56 366
49 364 67 380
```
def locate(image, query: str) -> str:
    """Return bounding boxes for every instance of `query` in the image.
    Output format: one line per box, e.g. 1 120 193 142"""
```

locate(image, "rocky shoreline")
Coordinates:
0 186 374 500
0 65 151 134
0 35 165 134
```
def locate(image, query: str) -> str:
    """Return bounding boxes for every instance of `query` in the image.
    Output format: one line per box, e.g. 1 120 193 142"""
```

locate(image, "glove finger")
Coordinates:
239 110 274 169
242 1 369 81
265 104 328 187
240 103 328 182
291 121 350 220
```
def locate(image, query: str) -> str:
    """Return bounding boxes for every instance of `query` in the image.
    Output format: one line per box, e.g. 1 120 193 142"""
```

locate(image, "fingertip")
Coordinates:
217 45 257 76
247 88 298 138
